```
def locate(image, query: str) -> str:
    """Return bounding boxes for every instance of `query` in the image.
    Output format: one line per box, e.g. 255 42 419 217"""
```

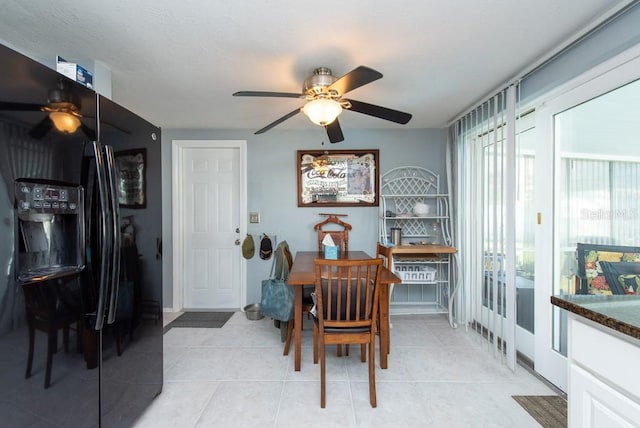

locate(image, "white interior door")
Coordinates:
172 140 246 310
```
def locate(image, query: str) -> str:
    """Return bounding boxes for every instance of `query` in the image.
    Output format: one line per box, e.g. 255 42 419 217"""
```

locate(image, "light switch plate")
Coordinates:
249 212 260 223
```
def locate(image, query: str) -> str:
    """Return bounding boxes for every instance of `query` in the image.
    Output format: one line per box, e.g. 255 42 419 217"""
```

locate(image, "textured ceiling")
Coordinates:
0 0 628 132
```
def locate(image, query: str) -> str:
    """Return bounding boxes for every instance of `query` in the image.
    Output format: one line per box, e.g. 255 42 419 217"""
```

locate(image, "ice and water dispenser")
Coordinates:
15 179 85 283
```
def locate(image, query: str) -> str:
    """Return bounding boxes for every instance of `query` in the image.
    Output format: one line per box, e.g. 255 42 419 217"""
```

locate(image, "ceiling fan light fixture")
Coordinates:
49 111 81 133
302 98 342 126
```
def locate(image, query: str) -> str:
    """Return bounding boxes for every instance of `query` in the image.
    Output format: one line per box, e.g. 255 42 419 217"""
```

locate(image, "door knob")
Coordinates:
236 227 240 233
235 239 241 245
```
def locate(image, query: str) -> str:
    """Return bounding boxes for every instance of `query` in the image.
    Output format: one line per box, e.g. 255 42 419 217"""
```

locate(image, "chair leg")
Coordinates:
320 338 326 408
283 319 293 356
337 344 352 356
360 344 366 362
116 323 123 357
313 324 318 364
52 329 58 354
369 337 377 408
45 330 56 388
25 325 35 379
63 326 70 352
76 322 82 353
280 321 289 343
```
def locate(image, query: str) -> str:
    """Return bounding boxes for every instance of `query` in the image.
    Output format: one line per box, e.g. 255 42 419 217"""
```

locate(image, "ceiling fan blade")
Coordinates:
28 116 52 139
255 108 301 134
325 119 344 144
328 66 383 96
0 101 44 111
345 99 412 124
233 91 303 99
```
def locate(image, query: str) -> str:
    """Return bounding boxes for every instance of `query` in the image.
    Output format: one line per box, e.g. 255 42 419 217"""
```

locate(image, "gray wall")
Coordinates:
521 1 640 103
161 127 446 308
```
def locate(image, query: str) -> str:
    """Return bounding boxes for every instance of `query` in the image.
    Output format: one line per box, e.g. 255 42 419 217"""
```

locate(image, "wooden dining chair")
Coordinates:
313 214 353 357
284 215 353 357
376 242 392 267
376 242 394 354
23 279 82 388
314 214 352 254
312 257 383 408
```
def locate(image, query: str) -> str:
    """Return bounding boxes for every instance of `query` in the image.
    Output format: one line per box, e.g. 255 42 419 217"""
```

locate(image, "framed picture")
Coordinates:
115 148 146 208
297 149 379 207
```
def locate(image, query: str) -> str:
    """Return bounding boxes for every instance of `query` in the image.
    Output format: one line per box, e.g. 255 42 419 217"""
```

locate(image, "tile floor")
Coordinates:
133 312 556 427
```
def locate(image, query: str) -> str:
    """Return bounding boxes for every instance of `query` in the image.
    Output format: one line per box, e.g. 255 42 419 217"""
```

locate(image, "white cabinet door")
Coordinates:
570 365 640 428
568 316 640 428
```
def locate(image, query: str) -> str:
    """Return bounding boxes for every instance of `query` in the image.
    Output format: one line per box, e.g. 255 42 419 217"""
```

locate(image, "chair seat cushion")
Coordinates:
324 326 371 334
312 315 371 333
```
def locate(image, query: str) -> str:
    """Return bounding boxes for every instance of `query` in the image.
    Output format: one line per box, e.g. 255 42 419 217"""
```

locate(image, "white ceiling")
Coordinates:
0 0 628 132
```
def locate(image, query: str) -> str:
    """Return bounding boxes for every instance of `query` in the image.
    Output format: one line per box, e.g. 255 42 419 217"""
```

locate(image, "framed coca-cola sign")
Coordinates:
296 149 379 207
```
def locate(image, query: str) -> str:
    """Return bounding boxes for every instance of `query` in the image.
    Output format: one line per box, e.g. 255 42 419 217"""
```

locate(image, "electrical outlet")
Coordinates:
249 212 260 223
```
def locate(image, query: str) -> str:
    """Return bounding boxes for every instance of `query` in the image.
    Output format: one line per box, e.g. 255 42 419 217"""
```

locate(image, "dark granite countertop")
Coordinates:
551 295 640 341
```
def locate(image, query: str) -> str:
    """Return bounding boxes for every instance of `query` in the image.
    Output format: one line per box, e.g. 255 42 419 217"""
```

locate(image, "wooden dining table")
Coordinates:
287 250 402 371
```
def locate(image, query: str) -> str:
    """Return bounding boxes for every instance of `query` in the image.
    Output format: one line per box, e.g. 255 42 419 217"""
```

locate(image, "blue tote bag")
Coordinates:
260 241 294 321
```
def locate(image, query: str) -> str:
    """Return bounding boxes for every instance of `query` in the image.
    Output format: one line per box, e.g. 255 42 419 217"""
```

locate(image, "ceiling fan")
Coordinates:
0 79 95 139
233 65 412 143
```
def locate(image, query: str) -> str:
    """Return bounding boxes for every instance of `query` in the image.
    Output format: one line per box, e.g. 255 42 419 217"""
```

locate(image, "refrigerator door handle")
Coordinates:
104 144 121 324
91 141 113 330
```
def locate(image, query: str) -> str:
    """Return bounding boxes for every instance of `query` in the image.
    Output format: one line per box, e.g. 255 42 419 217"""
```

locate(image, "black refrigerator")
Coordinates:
0 43 163 427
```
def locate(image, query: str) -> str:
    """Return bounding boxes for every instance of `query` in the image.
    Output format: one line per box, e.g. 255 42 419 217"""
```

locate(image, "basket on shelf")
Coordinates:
394 264 437 282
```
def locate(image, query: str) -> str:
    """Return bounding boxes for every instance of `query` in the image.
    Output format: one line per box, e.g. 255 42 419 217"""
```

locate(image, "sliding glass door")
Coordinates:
514 114 536 360
535 56 640 391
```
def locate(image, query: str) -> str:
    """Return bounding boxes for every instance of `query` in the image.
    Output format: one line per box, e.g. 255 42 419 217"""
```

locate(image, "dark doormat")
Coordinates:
163 311 235 334
512 395 567 428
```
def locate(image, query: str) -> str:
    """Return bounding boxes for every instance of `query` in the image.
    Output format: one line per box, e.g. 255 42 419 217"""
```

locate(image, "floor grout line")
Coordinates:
137 312 558 428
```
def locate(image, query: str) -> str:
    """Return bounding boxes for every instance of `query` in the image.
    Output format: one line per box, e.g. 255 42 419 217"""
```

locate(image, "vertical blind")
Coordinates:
560 157 640 249
451 85 519 370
